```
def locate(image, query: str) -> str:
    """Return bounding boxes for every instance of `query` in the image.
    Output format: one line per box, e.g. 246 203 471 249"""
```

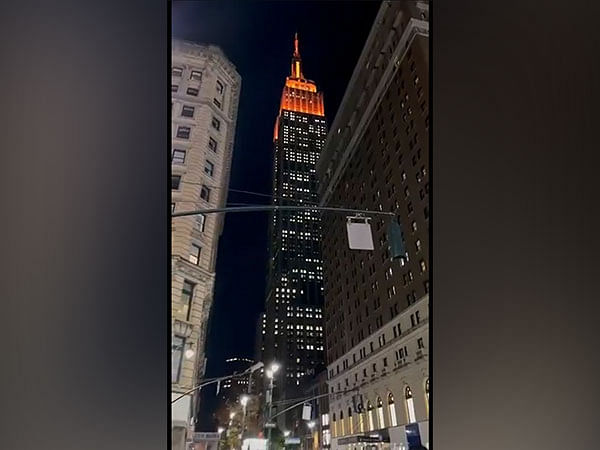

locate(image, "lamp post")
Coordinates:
240 395 249 444
265 362 280 450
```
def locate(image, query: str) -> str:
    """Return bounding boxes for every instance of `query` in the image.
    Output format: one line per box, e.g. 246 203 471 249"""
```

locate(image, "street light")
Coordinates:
307 421 315 430
240 395 250 407
240 395 250 442
217 427 225 450
265 361 279 450
284 431 291 437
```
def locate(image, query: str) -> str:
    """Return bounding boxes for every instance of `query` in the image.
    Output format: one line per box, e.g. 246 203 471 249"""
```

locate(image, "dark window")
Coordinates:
190 70 202 81
213 98 222 109
216 80 224 94
181 105 195 117
172 67 183 77
176 126 190 139
200 185 211 202
211 117 221 131
417 338 424 349
186 87 199 96
171 84 178 93
172 149 186 164
171 175 181 190
208 137 218 152
383 357 388 367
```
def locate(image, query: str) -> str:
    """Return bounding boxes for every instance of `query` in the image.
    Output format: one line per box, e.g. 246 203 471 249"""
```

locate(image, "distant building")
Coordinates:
258 33 328 433
171 39 242 450
317 2 429 449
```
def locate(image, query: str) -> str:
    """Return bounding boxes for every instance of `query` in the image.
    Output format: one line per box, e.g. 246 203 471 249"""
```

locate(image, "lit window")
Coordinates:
388 393 398 426
204 160 215 177
189 244 201 265
377 397 385 429
367 402 375 431
190 70 202 81
405 386 416 423
172 67 183 77
172 149 186 164
196 213 206 232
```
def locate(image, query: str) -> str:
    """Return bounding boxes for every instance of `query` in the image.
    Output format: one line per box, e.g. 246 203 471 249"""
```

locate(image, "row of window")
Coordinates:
329 308 425 379
330 382 429 437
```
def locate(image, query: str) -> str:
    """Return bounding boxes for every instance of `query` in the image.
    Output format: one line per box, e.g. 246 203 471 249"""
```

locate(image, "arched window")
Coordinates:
376 396 385 429
332 413 337 437
388 392 398 427
358 402 365 433
405 386 416 423
367 401 375 431
340 410 345 436
348 407 354 434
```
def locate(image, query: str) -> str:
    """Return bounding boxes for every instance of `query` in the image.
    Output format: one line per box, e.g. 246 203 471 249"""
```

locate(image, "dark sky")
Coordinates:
172 0 380 425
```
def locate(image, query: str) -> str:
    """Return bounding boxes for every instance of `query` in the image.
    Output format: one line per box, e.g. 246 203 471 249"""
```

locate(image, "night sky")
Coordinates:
172 0 380 427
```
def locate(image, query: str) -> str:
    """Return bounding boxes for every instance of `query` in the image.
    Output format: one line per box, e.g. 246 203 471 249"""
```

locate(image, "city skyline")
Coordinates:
172 2 380 376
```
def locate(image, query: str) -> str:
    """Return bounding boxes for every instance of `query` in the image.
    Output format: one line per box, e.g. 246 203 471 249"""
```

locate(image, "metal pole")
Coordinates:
266 376 274 450
172 205 395 219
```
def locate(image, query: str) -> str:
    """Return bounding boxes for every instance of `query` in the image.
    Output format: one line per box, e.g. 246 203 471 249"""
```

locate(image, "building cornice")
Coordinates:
172 39 241 84
327 294 429 381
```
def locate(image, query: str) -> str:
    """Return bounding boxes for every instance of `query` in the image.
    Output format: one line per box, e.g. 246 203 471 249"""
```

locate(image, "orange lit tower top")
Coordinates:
273 33 325 141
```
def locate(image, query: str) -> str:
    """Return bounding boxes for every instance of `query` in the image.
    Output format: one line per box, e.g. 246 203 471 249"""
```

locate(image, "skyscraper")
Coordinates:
259 34 328 431
317 1 429 449
171 39 241 450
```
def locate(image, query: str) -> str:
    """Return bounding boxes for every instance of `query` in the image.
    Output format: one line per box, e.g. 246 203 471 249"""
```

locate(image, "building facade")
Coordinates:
171 39 242 450
258 34 328 432
317 2 429 449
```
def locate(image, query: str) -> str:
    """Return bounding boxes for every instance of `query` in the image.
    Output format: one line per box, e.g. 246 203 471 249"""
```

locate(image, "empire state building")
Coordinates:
258 33 328 428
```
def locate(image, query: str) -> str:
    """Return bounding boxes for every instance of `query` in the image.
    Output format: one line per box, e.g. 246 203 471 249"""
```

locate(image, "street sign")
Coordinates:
346 217 375 250
301 403 312 421
265 422 276 428
285 438 301 445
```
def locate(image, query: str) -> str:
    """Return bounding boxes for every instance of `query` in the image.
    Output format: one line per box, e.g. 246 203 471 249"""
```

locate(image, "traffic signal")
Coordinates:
387 218 406 260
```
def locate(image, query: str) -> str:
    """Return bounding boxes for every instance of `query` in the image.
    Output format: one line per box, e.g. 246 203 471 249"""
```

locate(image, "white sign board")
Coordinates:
285 438 301 445
302 404 312 421
243 438 267 450
346 218 374 250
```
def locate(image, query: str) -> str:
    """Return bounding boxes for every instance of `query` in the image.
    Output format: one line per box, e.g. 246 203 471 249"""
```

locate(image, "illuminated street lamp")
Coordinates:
284 431 291 437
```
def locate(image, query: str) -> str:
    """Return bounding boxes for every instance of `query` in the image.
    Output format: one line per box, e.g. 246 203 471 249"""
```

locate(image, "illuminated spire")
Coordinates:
291 32 303 79
293 32 300 58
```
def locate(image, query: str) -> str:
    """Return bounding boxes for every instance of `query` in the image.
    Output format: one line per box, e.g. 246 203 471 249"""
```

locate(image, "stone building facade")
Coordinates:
171 39 241 450
317 2 429 449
